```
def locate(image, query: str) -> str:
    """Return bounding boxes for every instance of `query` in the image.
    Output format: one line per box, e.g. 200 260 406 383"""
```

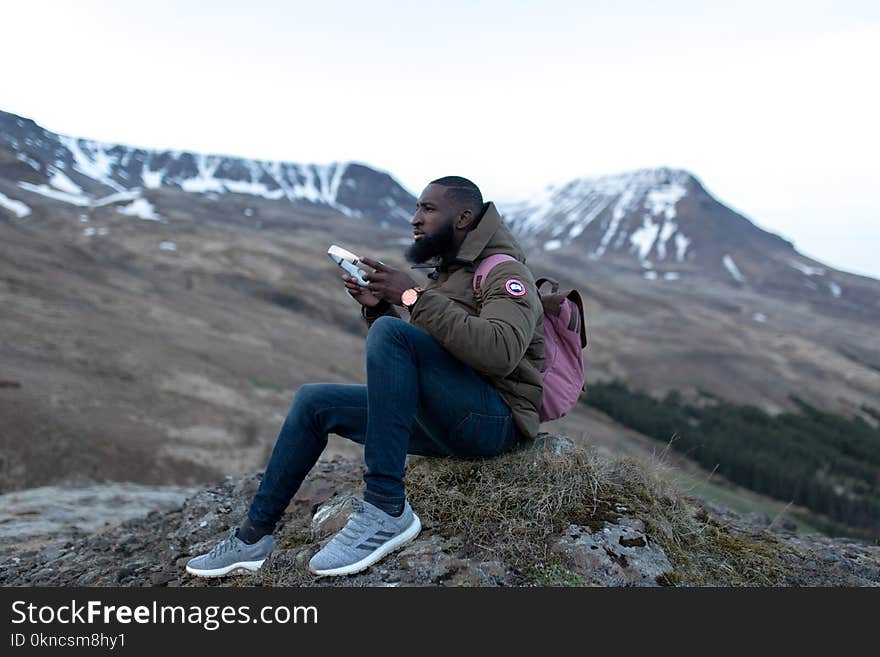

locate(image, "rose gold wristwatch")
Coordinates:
401 286 424 310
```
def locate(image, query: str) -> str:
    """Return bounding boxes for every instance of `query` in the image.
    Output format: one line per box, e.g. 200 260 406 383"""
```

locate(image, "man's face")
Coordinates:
405 184 458 264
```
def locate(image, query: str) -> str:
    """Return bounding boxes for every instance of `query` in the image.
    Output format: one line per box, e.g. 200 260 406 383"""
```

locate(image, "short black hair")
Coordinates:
429 176 483 217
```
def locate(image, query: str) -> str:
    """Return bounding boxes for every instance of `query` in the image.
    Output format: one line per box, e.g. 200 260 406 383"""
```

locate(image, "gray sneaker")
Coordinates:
308 498 421 577
186 528 276 577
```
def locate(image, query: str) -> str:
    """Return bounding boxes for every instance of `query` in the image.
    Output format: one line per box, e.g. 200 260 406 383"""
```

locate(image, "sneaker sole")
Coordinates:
309 513 421 577
185 558 267 578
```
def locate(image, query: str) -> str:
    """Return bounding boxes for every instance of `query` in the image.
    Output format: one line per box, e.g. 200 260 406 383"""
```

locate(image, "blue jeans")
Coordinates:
247 315 517 525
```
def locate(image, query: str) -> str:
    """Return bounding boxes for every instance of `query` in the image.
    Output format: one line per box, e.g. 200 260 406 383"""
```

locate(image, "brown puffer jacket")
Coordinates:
363 202 545 440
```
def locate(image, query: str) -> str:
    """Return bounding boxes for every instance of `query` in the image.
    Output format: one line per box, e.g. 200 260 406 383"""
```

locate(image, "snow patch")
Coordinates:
328 162 348 202
789 260 825 276
829 282 842 298
57 135 124 191
93 190 142 207
143 169 164 189
0 192 31 218
180 154 224 193
630 215 661 261
83 227 96 236
663 272 680 281
674 233 690 262
643 270 658 280
117 198 160 221
222 179 283 199
159 241 177 251
723 254 746 283
645 183 686 220
544 239 563 251
595 188 636 257
656 221 677 260
16 153 41 170
17 182 90 206
753 313 767 323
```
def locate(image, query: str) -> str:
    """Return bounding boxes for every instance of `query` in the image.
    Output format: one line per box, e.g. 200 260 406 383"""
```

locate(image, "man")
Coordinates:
186 176 544 578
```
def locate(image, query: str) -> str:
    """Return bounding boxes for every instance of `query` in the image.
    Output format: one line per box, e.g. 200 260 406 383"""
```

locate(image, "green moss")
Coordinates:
527 563 588 587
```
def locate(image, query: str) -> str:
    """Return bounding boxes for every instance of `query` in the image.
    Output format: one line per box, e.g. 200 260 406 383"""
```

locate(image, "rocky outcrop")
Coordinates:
0 482 199 559
553 518 673 587
1 437 878 587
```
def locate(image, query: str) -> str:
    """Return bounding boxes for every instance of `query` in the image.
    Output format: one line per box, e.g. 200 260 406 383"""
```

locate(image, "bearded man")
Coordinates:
186 176 544 578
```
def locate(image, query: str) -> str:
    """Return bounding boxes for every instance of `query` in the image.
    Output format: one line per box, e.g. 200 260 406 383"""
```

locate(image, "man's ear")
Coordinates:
456 209 474 230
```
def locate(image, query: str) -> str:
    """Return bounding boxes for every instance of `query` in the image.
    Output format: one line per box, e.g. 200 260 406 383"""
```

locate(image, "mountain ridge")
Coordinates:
0 109 416 227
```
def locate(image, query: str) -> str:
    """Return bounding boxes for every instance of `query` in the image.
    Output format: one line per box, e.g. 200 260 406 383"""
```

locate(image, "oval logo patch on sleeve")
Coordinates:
505 278 527 297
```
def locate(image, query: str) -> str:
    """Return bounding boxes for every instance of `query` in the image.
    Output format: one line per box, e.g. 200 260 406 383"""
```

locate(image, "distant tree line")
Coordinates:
584 382 880 537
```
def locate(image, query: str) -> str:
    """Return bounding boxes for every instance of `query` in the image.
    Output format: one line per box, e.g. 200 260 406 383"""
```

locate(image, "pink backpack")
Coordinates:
473 254 588 422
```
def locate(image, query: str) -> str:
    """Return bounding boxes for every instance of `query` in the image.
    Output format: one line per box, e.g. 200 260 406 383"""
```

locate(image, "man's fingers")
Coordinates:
364 271 386 283
360 257 387 271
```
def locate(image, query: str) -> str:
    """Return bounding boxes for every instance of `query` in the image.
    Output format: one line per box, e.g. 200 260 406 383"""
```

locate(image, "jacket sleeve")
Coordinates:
362 300 400 328
409 261 542 377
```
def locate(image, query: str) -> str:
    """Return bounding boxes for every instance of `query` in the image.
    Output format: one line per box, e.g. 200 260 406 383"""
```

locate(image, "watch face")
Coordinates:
402 289 416 306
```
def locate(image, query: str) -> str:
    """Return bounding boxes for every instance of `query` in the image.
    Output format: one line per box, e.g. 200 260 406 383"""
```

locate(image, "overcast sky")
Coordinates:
2 1 878 278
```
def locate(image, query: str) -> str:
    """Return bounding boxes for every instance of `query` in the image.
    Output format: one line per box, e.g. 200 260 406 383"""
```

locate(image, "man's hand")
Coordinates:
342 273 382 308
360 257 418 306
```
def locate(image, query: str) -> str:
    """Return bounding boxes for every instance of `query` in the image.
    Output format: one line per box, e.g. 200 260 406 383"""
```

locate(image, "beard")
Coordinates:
404 220 456 264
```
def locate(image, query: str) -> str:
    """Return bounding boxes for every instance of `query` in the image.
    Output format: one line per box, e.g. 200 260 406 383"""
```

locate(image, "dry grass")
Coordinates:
405 435 799 585
405 436 613 570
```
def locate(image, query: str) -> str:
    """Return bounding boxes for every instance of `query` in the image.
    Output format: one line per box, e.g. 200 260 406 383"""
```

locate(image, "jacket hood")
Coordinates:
410 202 526 273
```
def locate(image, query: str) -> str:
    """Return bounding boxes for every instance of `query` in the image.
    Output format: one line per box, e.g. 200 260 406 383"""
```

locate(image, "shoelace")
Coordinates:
335 498 379 547
208 528 240 558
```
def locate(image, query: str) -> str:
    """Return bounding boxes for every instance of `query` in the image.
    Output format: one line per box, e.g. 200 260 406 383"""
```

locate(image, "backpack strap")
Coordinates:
472 254 517 294
537 278 588 349
535 277 560 294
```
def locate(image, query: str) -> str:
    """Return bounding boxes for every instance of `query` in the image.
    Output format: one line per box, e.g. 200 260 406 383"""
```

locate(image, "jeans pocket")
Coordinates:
451 412 514 458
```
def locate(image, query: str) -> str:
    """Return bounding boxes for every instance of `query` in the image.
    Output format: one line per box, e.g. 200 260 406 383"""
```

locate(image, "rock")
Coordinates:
529 433 576 458
293 459 362 513
293 547 312 568
0 482 199 559
39 546 66 562
150 571 174 586
398 534 462 584
779 516 798 532
310 497 356 543
476 560 508 581
619 517 646 533
554 519 674 587
446 560 515 587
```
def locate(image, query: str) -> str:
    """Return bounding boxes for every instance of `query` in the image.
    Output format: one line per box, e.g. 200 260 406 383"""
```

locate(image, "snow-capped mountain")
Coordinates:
1 109 876 321
502 167 871 312
0 109 415 225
